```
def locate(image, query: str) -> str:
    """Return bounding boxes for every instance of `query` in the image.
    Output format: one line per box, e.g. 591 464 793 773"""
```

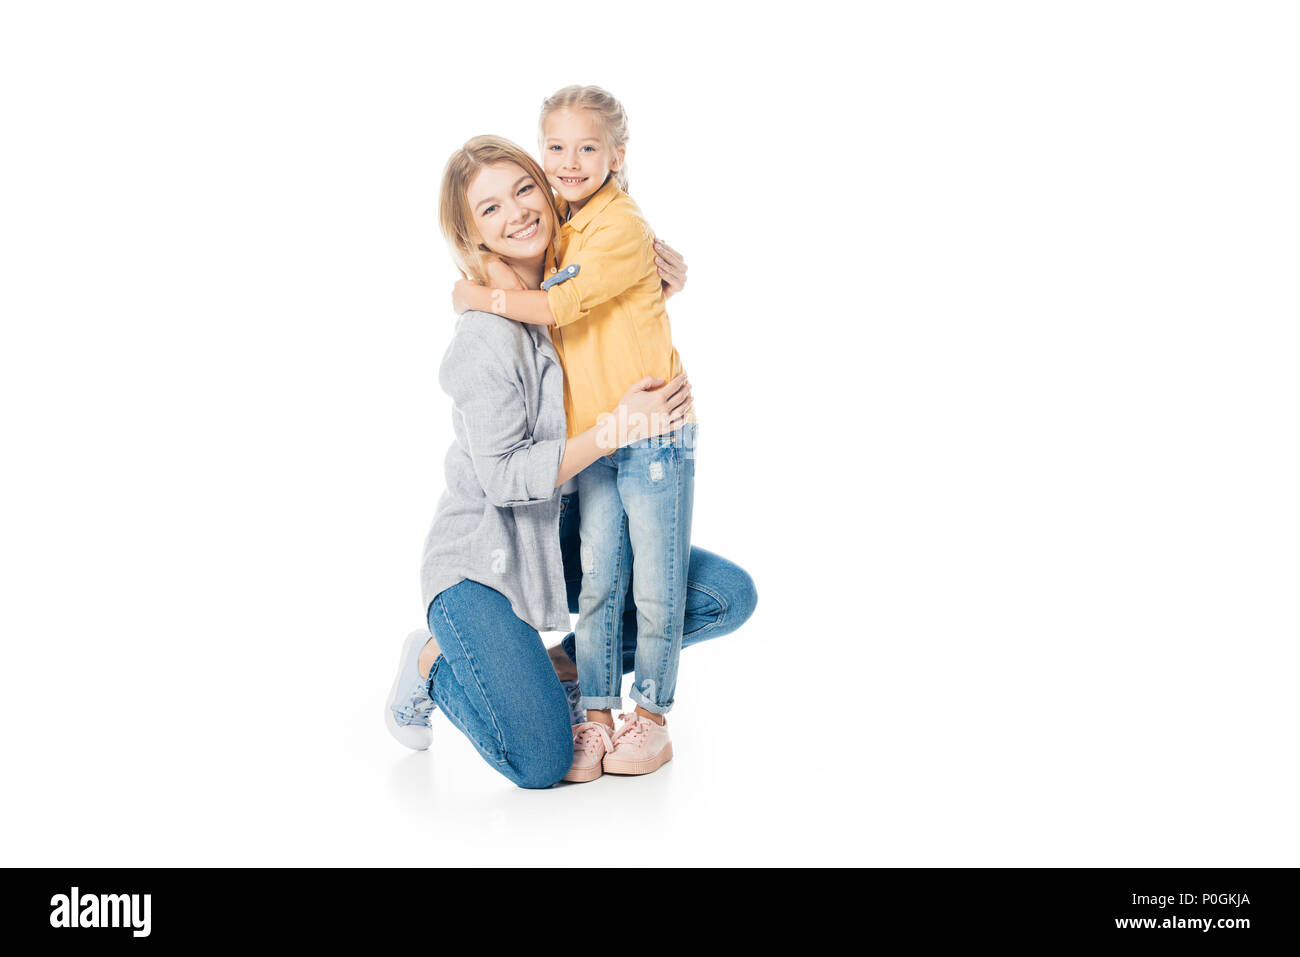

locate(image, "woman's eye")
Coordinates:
518 184 534 195
483 205 498 215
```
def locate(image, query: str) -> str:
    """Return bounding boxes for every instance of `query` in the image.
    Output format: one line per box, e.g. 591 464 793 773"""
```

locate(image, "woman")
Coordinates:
385 135 757 789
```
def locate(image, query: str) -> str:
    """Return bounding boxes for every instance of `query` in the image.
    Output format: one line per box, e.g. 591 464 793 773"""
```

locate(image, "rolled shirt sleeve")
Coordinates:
545 217 656 328
440 328 565 507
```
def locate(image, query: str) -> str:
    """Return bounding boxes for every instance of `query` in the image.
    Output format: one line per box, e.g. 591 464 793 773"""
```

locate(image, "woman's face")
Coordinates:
465 161 553 262
541 108 623 205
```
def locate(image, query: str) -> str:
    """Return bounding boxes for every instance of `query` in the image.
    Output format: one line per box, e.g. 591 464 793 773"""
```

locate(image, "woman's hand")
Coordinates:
557 373 694 486
597 373 693 450
655 239 688 299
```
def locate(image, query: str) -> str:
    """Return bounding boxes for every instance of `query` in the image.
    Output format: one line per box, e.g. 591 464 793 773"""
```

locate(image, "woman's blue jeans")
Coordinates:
425 490 757 789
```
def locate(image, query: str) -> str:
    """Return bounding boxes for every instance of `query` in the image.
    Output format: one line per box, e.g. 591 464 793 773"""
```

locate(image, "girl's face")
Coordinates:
541 108 624 206
465 161 554 262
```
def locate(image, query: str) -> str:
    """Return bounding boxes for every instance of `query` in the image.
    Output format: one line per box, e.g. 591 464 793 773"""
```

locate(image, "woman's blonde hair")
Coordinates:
538 85 631 193
438 135 561 283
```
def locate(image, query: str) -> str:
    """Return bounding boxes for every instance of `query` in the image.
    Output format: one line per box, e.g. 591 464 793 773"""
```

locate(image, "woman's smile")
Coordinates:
465 161 554 262
508 218 541 241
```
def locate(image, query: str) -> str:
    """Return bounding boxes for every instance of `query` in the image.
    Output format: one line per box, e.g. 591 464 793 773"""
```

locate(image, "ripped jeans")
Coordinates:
425 484 757 790
573 422 696 715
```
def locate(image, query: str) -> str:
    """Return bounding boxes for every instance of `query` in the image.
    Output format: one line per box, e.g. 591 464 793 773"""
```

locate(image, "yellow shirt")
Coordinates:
544 177 690 445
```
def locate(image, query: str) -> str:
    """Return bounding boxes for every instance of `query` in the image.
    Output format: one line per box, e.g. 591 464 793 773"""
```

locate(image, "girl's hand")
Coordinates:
484 256 526 291
600 374 692 449
452 279 478 314
654 239 688 299
453 259 523 314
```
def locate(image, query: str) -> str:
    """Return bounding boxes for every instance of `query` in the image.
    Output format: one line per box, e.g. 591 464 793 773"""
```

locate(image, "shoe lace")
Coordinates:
611 713 651 749
396 683 435 723
564 680 582 710
573 721 613 756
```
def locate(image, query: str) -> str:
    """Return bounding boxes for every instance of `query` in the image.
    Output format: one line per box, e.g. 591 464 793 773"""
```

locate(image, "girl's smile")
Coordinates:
541 108 625 210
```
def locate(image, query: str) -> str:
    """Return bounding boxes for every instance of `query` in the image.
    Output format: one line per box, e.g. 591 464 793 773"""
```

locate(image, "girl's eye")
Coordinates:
482 205 498 216
548 144 561 151
518 184 534 195
581 145 595 152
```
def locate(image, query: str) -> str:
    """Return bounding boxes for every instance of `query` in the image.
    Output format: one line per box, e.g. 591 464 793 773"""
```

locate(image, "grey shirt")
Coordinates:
420 310 571 631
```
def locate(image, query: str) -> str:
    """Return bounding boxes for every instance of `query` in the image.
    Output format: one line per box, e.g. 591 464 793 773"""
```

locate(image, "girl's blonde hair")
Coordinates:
438 134 561 283
539 85 630 193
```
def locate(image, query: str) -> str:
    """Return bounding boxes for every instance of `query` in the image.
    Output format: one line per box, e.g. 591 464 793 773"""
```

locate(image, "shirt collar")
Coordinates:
525 320 559 365
558 175 621 234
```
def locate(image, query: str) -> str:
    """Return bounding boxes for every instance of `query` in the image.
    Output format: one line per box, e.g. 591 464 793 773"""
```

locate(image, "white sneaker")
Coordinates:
560 679 585 727
385 630 437 751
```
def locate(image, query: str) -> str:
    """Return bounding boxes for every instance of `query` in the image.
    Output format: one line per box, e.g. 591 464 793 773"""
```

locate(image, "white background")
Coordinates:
2 1 1296 866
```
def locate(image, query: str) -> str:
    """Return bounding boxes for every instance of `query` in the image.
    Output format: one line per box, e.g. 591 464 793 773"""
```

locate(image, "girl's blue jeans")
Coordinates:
425 481 754 789
573 422 696 714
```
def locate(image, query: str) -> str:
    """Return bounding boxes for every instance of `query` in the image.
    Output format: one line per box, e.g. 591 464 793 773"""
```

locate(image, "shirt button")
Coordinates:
551 267 557 274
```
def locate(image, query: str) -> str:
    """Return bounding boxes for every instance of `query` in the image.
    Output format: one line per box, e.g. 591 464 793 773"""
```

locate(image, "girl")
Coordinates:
452 87 697 782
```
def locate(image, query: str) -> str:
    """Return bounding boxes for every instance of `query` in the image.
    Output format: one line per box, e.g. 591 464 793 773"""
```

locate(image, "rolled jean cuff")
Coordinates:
579 695 622 712
628 685 672 716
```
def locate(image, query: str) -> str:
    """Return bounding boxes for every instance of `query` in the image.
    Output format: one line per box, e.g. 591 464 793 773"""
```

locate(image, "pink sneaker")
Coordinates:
602 712 673 775
564 722 614 783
